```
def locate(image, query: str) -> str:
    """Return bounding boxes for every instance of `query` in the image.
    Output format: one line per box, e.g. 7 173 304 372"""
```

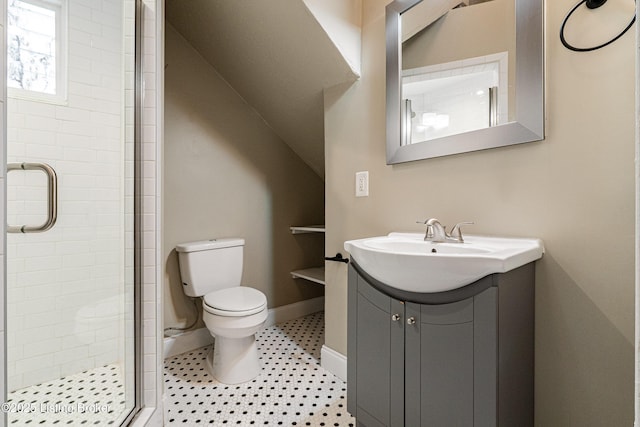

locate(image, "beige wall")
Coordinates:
325 0 635 425
402 0 513 68
164 25 325 330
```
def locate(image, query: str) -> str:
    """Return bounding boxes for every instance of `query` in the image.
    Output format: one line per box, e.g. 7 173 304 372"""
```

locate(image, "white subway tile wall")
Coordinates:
0 0 162 423
1 0 9 422
140 0 162 420
6 0 133 392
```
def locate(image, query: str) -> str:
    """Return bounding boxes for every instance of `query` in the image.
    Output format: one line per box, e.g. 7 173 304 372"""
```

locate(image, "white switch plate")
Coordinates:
355 171 369 197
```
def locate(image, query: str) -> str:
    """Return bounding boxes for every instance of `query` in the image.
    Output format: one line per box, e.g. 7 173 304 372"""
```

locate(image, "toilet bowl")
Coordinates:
175 238 268 384
202 287 267 384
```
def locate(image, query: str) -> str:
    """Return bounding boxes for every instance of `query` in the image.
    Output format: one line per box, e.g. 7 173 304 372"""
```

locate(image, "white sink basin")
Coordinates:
344 232 544 293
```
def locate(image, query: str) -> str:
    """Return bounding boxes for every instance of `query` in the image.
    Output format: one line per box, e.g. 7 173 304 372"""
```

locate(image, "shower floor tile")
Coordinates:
6 364 126 425
163 311 355 426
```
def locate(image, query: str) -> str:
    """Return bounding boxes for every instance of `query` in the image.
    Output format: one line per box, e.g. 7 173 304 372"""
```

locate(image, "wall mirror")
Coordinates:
386 0 544 164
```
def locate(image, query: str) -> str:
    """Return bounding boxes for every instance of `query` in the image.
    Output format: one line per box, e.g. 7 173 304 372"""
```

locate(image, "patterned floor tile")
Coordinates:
6 364 127 425
163 312 355 426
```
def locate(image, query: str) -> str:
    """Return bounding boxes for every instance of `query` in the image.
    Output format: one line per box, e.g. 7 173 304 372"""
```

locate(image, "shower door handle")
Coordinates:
7 162 58 233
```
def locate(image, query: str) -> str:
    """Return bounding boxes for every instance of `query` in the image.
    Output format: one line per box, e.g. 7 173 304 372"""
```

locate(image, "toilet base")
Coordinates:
206 335 262 384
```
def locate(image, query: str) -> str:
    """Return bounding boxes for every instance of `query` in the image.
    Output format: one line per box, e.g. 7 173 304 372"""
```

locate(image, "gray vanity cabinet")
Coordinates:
347 262 534 427
348 269 405 427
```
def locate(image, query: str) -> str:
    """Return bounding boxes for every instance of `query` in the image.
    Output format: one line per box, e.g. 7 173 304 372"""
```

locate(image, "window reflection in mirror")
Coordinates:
399 0 516 146
401 52 507 145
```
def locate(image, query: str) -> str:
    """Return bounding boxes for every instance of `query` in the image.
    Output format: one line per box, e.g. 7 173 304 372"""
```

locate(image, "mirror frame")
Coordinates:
386 0 544 164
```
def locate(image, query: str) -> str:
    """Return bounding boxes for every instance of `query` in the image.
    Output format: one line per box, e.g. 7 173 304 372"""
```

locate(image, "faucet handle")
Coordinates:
416 218 441 225
417 218 440 238
450 222 474 242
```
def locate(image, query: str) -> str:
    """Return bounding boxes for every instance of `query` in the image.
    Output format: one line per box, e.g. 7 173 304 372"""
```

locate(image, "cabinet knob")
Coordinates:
391 314 401 322
407 316 416 325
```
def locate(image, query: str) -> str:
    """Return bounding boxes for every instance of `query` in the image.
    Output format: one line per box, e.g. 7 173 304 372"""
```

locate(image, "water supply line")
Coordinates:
164 297 200 335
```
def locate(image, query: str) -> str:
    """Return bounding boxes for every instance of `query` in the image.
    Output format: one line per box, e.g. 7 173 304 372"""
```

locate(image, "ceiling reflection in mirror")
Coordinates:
400 0 514 146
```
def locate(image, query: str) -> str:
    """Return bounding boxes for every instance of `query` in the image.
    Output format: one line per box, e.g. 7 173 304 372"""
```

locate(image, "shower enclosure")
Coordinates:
5 0 140 424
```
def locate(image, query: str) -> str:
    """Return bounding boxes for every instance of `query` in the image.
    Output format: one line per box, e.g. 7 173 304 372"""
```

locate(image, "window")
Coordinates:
8 0 66 102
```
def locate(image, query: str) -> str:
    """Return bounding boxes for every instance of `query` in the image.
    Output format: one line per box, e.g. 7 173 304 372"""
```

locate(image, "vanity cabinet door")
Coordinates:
405 300 475 427
348 267 405 427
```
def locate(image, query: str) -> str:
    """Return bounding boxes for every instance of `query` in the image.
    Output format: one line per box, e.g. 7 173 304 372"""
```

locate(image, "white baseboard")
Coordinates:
264 296 325 328
321 345 347 382
163 296 325 359
163 327 214 359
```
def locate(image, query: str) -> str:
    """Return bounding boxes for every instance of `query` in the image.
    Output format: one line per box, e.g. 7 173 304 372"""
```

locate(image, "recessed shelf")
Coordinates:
290 225 325 286
290 225 326 234
291 267 325 285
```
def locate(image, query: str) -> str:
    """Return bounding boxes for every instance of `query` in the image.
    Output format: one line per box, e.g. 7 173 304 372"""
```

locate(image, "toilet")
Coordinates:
175 238 268 384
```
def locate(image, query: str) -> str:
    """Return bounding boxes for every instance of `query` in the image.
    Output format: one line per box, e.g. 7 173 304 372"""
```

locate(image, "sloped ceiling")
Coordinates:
166 0 360 178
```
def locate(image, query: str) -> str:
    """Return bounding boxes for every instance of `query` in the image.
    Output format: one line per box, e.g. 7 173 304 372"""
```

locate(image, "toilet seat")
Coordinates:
203 287 267 317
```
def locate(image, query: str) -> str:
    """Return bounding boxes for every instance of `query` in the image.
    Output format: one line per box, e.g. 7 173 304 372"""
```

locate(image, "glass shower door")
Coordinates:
5 0 138 424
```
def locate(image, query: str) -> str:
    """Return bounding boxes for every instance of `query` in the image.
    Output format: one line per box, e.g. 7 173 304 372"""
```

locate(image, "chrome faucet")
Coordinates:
416 218 474 243
420 218 448 242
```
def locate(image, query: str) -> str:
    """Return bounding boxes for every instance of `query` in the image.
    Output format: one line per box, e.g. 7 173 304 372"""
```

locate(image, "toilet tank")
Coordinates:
175 238 244 297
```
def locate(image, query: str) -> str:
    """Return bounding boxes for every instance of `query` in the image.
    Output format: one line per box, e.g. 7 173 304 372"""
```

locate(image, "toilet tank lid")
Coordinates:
176 238 245 253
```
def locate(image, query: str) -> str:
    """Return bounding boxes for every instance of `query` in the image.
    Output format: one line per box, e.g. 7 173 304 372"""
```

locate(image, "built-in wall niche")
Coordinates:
290 225 325 285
